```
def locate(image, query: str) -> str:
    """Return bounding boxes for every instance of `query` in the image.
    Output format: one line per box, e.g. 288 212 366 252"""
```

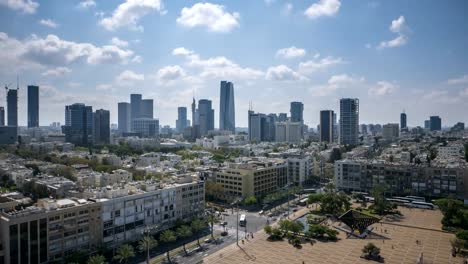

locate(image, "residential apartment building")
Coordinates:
214 158 287 201
335 159 468 199
287 155 312 185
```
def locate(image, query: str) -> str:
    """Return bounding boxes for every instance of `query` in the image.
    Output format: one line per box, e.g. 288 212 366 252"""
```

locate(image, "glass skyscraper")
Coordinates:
197 99 214 136
320 110 334 143
400 112 407 131
7 89 18 127
290 102 304 123
219 81 235 133
28 85 39 128
176 107 188 132
339 98 359 145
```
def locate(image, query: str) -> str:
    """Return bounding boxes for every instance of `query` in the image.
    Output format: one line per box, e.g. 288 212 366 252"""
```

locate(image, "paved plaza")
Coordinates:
203 207 465 264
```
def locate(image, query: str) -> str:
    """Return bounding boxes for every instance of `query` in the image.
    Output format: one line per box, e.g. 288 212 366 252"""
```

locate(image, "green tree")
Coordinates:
362 243 381 259
113 244 135 264
191 218 206 247
160 230 177 264
264 225 272 235
307 193 324 209
138 235 158 264
319 192 350 215
87 255 107 264
207 213 219 239
176 225 193 256
243 195 258 206
371 185 390 215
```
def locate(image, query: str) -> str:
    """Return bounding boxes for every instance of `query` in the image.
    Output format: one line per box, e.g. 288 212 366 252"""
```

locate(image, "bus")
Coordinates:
387 198 409 206
406 196 426 202
239 214 246 227
298 198 308 206
410 201 435 209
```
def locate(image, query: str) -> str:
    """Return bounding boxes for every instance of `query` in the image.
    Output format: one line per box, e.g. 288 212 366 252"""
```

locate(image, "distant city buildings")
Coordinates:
290 101 303 123
339 98 359 145
62 103 93 146
275 121 302 143
27 85 39 128
219 81 235 133
0 107 4 126
7 88 18 127
400 112 407 131
247 110 276 142
132 118 159 138
430 116 442 131
320 110 334 143
176 107 189 133
93 109 110 145
118 102 131 133
278 113 288 122
196 99 214 137
382 123 400 141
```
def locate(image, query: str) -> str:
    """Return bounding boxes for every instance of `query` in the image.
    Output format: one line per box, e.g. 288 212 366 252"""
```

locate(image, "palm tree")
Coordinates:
176 225 193 256
191 218 206 247
138 235 158 264
113 244 135 264
87 255 107 264
207 213 219 239
160 230 177 264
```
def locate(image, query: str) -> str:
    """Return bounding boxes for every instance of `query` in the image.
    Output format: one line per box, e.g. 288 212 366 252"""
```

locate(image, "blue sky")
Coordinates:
0 0 467 128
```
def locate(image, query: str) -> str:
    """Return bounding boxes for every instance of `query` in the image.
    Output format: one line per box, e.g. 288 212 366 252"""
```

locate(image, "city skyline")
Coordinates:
0 0 467 128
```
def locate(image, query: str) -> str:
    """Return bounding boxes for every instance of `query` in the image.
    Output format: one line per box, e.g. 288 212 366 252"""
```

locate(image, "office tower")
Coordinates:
141 99 154 118
360 124 368 135
197 99 214 136
93 109 110 145
118 102 131 133
290 102 304 123
132 118 159 138
130 94 142 122
27 85 39 128
176 107 188 132
382 123 399 141
278 113 288 122
7 88 18 127
339 98 359 145
265 113 277 141
191 98 197 126
400 112 407 131
248 110 264 142
219 81 235 133
452 122 465 132
424 120 430 129
62 103 93 146
0 107 4 126
320 110 334 143
275 121 302 143
430 116 442 131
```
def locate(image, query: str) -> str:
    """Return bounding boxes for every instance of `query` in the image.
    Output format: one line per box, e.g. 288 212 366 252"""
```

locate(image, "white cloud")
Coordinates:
154 65 187 84
311 74 363 96
265 65 306 81
100 0 164 31
42 67 71 76
368 81 398 96
110 37 129 48
304 0 341 19
177 2 240 33
298 56 344 74
0 33 136 69
96 83 112 91
275 46 306 59
447 74 468 85
0 0 38 14
378 16 409 49
131 55 142 63
173 47 263 80
77 0 96 9
116 70 144 85
459 88 468 97
39 19 58 28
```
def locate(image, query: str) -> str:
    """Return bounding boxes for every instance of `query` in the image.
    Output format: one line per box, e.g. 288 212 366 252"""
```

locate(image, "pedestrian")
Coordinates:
242 239 244 244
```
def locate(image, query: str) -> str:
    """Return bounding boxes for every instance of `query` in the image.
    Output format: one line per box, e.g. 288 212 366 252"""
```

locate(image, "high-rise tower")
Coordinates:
219 81 235 133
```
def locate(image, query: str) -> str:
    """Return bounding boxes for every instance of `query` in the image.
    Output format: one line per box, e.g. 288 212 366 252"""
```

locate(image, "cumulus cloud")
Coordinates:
172 47 263 80
311 74 363 96
447 74 468 85
298 56 344 74
177 2 240 33
100 0 164 31
368 81 398 96
39 19 58 28
77 0 96 9
0 0 38 14
275 46 306 59
378 16 409 49
265 65 306 81
304 0 341 19
0 33 136 70
110 37 129 48
154 65 187 84
42 67 71 76
459 88 468 97
116 70 144 85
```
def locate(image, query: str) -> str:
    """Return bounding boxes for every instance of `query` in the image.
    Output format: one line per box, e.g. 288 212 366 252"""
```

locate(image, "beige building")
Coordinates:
0 198 101 264
214 159 287 201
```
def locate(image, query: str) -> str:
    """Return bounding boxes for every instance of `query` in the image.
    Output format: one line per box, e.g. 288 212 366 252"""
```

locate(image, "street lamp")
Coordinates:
230 198 242 246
